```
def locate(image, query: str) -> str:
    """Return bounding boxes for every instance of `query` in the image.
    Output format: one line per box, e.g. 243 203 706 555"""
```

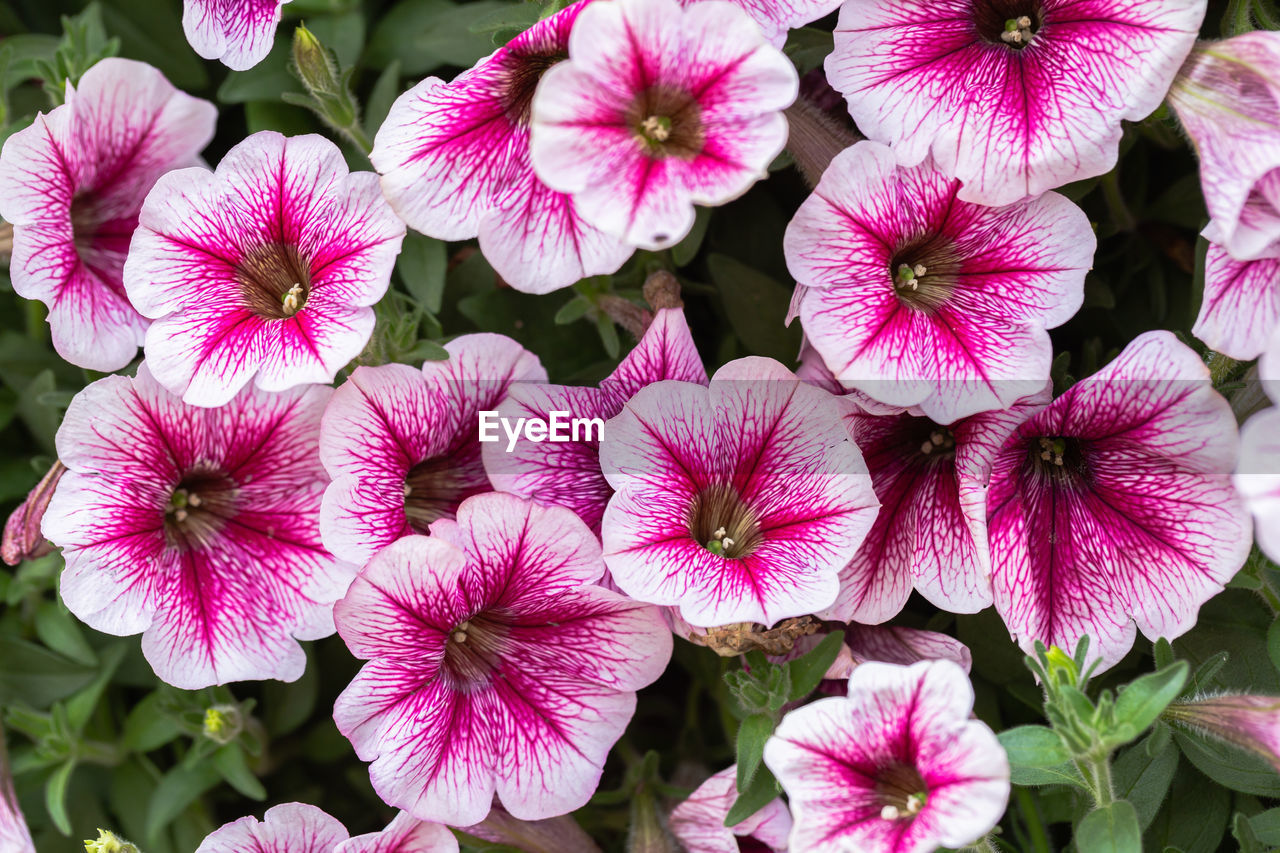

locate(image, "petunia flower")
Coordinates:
1164 694 1280 773
459 807 600 853
41 364 352 689
825 382 1051 623
826 0 1206 206
599 357 880 628
844 624 973 673
763 659 1010 853
529 0 799 251
786 141 1091 423
669 766 792 853
0 58 216 371
0 723 34 853
1168 32 1280 261
987 331 1253 672
482 307 706 532
196 802 456 853
372 1 631 294
124 131 405 408
676 0 844 47
182 0 290 71
1237 330 1280 565
333 493 671 825
2 461 65 566
319 334 545 567
1194 245 1280 360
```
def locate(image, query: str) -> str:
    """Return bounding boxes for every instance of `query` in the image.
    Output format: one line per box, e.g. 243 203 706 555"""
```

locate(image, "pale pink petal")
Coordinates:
196 803 348 853
1194 244 1280 360
669 766 791 853
339 811 459 853
183 0 290 71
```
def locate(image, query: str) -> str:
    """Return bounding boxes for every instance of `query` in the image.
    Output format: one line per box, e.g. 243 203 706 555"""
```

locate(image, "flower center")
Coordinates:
875 762 929 821
234 243 312 320
627 86 705 159
502 48 569 125
164 470 237 550
889 239 959 313
1029 435 1089 483
973 0 1042 49
402 453 488 533
442 614 511 689
688 484 763 560
919 426 956 457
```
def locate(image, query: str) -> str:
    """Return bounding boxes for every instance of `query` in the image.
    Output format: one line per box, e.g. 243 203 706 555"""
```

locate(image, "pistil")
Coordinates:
1002 15 1035 46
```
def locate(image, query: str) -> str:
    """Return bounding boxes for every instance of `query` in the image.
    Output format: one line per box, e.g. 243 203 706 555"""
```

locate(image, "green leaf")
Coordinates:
0 637 97 708
1113 733 1178 829
365 0 512 75
364 60 403 138
785 631 844 701
735 713 773 792
100 0 207 90
554 296 592 325
1234 811 1265 853
671 207 711 267
1075 800 1141 853
705 253 801 363
1147 762 1230 853
997 725 1087 789
122 691 183 753
1248 806 1280 844
145 762 221 846
33 601 96 667
1267 618 1280 677
595 311 620 359
44 759 76 835
398 232 447 314
724 766 781 827
1113 661 1189 735
1173 730 1280 797
212 745 267 800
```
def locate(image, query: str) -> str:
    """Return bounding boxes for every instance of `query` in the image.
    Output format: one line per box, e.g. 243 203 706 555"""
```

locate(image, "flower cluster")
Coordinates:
1 0 1279 850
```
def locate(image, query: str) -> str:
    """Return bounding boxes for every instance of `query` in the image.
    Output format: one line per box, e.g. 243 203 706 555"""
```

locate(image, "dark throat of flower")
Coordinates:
1028 435 1090 484
973 0 1043 48
402 452 488 534
875 761 929 821
688 483 763 560
502 48 570 125
628 86 705 160
916 424 957 459
889 236 960 313
164 470 237 551
235 243 312 319
443 613 511 689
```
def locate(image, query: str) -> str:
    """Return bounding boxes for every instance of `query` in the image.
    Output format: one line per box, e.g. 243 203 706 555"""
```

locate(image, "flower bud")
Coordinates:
1043 645 1079 687
3 460 65 566
461 806 601 853
202 704 243 745
291 24 342 98
1164 694 1280 771
84 829 140 853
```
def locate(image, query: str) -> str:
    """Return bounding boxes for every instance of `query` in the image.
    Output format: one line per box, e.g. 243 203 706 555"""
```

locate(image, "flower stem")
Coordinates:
1100 170 1135 232
1015 787 1053 853
1080 750 1115 808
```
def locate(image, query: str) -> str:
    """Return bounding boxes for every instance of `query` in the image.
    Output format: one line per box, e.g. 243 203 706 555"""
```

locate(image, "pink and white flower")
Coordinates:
319 334 545 567
333 492 672 826
41 364 351 689
763 660 1010 853
1165 694 1280 773
196 803 456 853
1194 246 1280 360
827 0 1206 205
844 625 973 673
988 331 1253 672
677 0 844 47
183 0 290 71
825 384 1050 623
0 58 215 371
529 0 799 250
786 142 1091 423
482 307 706 532
1168 33 1280 261
599 357 880 628
0 724 34 853
371 1 632 294
124 131 405 408
1236 331 1280 565
669 766 792 853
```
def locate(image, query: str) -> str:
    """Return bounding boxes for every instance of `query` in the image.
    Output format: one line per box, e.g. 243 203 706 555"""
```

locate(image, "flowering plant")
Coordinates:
2 1 1280 852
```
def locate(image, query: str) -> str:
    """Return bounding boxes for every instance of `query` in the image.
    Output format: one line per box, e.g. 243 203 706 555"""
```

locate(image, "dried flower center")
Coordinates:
889 237 959 314
627 86 705 159
443 614 511 688
919 426 956 457
973 0 1042 48
502 48 569 125
1029 435 1089 483
234 243 312 320
402 453 488 534
165 470 237 550
875 762 929 820
688 484 763 559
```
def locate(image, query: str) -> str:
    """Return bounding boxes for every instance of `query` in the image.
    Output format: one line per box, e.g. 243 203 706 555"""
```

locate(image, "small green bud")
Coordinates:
202 704 242 745
85 829 140 853
1044 645 1079 686
292 24 341 97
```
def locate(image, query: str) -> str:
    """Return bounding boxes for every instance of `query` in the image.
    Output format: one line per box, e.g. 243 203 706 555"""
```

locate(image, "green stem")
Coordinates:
1088 751 1115 807
1100 170 1135 232
1016 786 1054 853
342 122 373 158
